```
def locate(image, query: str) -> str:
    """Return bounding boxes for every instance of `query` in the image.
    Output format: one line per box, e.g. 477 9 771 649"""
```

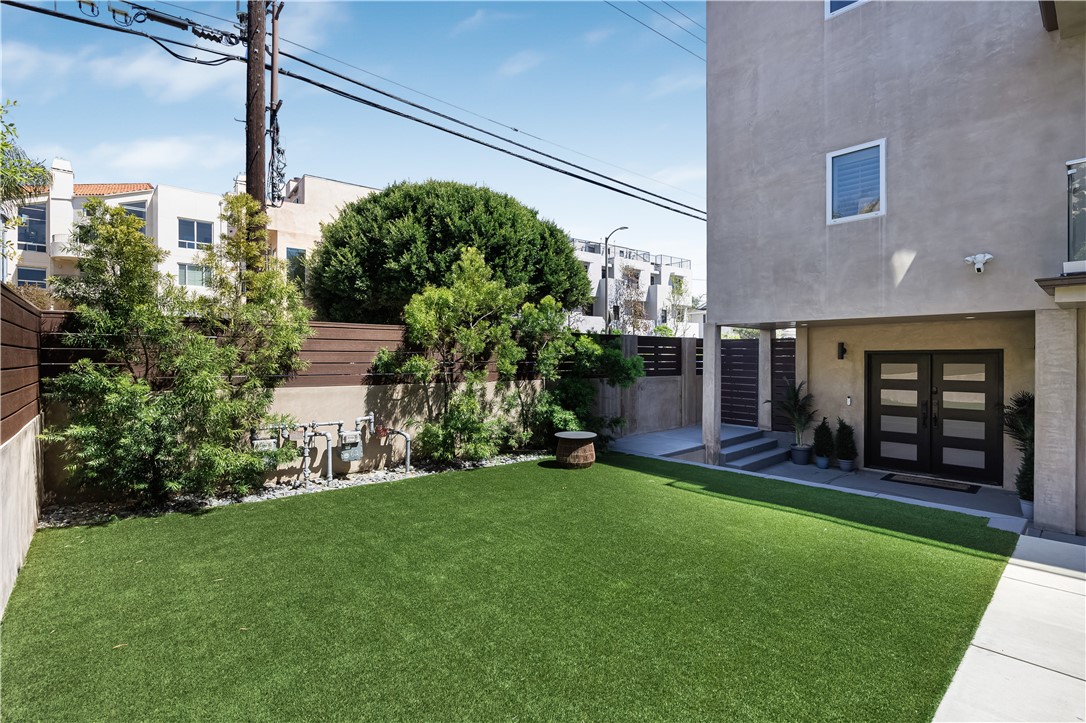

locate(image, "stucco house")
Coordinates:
703 1 1086 535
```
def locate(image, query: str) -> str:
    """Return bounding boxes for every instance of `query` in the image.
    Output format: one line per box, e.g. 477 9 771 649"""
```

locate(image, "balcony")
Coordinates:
1067 158 1085 275
47 234 81 259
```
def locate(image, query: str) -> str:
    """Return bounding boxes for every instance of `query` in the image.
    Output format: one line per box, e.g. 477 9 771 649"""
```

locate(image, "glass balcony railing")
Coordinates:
1069 158 1086 270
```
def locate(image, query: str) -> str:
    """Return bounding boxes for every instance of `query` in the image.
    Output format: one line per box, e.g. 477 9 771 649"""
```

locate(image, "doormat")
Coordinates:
881 473 981 494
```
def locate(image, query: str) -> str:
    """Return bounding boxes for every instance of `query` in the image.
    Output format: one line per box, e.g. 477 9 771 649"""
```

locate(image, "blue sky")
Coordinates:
2 1 707 273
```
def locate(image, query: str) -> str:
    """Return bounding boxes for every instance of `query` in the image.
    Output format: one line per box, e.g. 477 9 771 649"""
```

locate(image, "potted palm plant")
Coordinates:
767 379 816 465
1002 391 1034 519
835 418 858 472
813 417 834 469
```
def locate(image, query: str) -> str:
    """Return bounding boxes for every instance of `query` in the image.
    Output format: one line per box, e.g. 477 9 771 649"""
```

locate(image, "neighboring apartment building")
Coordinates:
263 174 378 281
3 159 226 294
572 238 703 336
704 1 1086 535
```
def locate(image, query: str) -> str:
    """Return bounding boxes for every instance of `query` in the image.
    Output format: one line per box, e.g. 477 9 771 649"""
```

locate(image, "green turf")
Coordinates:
1 454 1016 722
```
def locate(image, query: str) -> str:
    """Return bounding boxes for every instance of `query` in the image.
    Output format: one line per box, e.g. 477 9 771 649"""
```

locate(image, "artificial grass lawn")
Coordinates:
1 454 1016 722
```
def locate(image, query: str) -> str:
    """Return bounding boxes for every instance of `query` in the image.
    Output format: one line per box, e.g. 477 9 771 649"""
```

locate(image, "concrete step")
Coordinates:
720 427 765 447
723 445 790 472
721 436 779 462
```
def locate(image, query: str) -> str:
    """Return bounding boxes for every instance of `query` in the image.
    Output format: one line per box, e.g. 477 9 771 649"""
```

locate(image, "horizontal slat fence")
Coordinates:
288 322 406 387
720 339 759 426
770 338 797 432
1 286 42 444
636 336 682 377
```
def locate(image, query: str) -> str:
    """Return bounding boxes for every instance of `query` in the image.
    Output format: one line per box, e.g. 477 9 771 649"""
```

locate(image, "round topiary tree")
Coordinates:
307 180 592 323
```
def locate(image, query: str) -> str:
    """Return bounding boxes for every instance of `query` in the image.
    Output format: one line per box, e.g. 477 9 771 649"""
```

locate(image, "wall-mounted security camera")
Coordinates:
964 253 993 273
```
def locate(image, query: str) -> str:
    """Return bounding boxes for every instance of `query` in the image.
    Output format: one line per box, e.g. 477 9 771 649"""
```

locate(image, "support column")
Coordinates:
680 337 699 427
620 335 639 438
1034 309 1079 534
702 325 722 464
758 330 773 431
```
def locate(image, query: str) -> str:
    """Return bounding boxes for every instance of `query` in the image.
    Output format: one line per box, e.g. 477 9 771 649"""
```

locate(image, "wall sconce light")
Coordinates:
837 342 847 360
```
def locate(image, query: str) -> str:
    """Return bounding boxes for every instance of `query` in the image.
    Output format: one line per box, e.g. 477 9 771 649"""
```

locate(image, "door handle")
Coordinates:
920 400 928 429
932 401 940 428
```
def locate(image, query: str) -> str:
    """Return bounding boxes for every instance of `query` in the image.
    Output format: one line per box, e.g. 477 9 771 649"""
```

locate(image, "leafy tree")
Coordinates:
652 325 674 337
44 194 311 502
1 100 52 260
665 275 690 335
307 180 590 323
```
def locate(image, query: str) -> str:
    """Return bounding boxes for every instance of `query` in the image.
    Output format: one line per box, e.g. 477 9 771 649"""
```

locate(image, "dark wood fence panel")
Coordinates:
273 321 406 388
720 339 758 426
1 286 42 444
636 336 682 377
770 337 797 433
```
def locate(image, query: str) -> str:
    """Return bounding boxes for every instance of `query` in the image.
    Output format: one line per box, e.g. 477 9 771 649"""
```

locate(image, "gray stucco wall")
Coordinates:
707 1 1085 326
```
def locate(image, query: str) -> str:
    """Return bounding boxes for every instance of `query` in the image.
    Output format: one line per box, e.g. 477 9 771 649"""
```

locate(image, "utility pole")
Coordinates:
244 0 266 210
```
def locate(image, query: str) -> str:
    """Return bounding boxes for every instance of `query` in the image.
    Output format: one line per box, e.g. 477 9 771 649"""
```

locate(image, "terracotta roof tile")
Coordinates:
73 183 153 196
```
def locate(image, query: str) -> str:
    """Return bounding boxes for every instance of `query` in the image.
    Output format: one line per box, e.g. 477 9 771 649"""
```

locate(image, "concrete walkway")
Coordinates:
935 535 1086 722
612 426 1086 721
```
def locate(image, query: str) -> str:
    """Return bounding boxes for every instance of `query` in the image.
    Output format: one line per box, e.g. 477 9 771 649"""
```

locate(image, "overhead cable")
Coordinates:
636 1 705 43
604 1 705 62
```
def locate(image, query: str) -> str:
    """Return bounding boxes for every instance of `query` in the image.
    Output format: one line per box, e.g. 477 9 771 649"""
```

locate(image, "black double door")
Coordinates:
866 352 1003 484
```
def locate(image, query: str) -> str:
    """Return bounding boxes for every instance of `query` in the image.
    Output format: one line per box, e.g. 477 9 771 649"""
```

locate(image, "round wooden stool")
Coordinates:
554 431 597 469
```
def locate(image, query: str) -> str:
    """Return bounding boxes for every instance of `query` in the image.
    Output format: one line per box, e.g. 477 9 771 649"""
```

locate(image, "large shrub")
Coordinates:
306 180 591 323
44 195 311 502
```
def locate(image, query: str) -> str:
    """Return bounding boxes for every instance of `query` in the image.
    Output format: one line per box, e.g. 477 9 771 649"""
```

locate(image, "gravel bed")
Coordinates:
37 451 551 530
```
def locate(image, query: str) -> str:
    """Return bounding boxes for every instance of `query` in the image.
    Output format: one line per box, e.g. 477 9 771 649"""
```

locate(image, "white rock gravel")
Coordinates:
37 452 551 529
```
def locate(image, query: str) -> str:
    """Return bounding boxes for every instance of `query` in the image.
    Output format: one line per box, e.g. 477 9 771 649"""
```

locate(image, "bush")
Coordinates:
43 195 311 502
307 180 591 323
813 417 834 458
414 382 504 463
652 325 674 337
834 418 858 462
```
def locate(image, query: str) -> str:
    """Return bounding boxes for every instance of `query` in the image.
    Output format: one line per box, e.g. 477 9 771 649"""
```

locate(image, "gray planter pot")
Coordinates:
838 459 855 472
790 445 812 465
1019 499 1034 519
814 455 831 469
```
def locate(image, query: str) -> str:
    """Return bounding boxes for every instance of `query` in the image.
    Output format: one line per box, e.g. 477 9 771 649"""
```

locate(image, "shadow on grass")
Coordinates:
600 453 1018 560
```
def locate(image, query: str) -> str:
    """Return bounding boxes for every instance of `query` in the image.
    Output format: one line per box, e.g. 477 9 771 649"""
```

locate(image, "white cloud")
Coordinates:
87 47 244 104
280 1 345 48
498 51 544 78
88 136 239 177
583 28 616 46
451 9 488 36
1 42 92 101
647 71 705 99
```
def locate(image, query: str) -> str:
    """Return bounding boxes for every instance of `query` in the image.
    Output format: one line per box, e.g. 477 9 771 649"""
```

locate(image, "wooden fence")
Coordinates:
1 286 42 445
770 338 797 432
720 339 759 426
636 336 682 377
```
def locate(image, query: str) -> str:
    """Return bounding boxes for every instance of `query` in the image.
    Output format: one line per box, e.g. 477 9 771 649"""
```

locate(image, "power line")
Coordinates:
157 0 705 202
636 1 705 43
279 48 705 215
604 1 705 62
662 1 706 32
2 0 706 221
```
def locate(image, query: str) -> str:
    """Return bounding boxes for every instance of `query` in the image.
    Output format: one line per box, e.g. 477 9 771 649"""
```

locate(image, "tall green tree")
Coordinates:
307 180 591 323
1 100 52 260
44 194 311 502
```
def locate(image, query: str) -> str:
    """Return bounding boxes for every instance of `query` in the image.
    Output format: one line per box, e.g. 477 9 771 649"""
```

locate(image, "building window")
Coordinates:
15 266 47 288
827 139 885 224
825 0 869 19
121 201 147 234
178 218 213 249
177 263 210 287
17 204 46 253
286 247 305 285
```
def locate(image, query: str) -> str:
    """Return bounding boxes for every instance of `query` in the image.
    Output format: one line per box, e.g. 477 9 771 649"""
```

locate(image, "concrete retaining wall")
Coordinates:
1 416 43 616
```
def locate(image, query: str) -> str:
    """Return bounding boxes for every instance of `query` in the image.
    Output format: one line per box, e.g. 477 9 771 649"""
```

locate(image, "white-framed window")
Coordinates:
178 218 213 250
286 247 306 285
827 138 885 224
15 266 47 288
177 263 210 287
121 201 147 234
825 0 870 19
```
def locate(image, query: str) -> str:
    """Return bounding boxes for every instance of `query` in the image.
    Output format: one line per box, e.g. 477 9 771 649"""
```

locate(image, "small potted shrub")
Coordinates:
1002 391 1034 519
813 417 834 470
767 379 816 465
835 418 858 472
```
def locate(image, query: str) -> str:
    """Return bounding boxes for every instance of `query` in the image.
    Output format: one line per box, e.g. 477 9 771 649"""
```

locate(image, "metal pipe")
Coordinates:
299 425 312 484
317 430 333 481
356 413 375 434
388 428 412 472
